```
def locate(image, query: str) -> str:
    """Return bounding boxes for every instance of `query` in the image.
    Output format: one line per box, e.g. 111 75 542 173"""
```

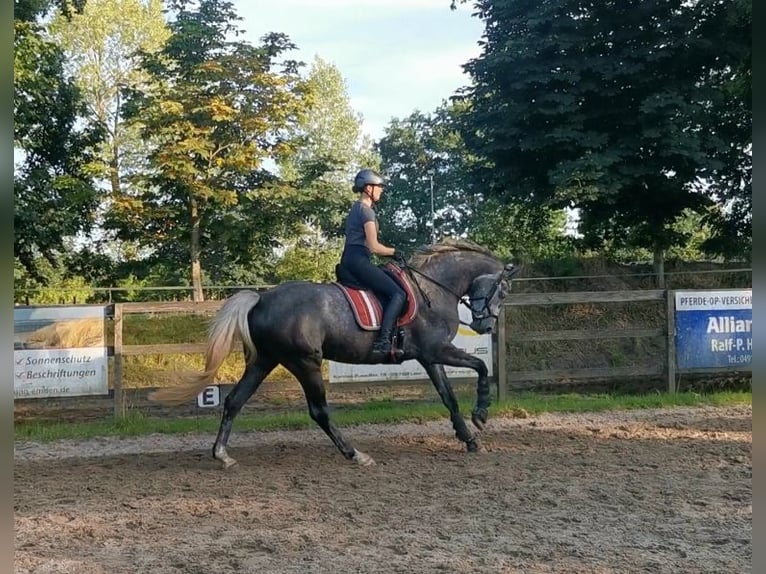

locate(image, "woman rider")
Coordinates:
339 169 406 361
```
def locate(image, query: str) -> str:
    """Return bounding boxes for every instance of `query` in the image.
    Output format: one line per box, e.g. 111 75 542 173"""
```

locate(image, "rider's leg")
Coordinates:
341 248 406 359
371 290 405 356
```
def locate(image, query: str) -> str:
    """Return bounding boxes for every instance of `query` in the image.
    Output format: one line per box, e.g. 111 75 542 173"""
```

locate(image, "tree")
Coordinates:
459 0 751 280
274 57 379 245
376 102 478 250
14 0 103 282
118 0 308 300
49 0 170 261
377 100 569 259
273 233 342 283
470 198 571 263
697 0 751 261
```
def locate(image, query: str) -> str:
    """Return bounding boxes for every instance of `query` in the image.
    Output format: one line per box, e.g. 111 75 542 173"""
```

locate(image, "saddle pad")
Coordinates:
334 284 384 331
334 263 418 331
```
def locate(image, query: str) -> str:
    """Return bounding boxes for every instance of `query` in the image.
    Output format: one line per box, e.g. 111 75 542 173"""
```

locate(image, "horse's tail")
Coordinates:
149 290 261 405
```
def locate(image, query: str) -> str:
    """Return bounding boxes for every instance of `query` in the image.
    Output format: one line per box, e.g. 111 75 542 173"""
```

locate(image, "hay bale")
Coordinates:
23 319 104 349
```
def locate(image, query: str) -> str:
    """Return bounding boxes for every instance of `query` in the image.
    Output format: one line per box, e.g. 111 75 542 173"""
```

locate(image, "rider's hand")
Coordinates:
392 250 406 265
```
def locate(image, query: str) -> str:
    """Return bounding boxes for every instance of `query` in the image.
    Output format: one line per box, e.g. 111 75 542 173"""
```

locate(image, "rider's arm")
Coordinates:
364 221 395 256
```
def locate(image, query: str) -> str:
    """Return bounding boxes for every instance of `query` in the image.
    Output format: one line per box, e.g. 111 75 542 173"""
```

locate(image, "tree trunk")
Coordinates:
110 95 122 197
109 143 121 197
189 196 204 302
653 245 666 289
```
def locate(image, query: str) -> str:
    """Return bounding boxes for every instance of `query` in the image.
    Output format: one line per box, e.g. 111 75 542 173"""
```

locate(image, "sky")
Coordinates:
231 0 486 141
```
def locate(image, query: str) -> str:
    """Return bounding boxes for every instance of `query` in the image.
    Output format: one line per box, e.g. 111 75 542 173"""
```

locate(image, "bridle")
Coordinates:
401 261 518 328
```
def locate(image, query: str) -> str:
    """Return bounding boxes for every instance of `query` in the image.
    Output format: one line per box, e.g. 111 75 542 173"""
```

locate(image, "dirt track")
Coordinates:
14 405 751 574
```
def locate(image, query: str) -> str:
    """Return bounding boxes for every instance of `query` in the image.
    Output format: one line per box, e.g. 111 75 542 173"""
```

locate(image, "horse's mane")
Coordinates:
409 238 496 268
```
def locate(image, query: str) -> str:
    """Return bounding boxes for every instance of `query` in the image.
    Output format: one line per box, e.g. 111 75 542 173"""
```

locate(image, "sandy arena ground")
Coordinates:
14 405 751 573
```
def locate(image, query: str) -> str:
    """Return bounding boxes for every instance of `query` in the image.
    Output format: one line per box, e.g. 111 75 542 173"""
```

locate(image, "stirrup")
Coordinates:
371 346 404 364
370 336 404 364
371 340 391 354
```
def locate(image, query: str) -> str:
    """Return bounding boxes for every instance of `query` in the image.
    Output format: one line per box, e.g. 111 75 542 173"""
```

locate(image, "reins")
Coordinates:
399 262 492 328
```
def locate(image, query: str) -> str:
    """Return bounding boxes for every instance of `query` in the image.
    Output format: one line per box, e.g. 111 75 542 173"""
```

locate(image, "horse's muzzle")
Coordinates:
470 318 495 335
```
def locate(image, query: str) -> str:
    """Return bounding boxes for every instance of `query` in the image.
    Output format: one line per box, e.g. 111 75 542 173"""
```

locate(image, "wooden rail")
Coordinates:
104 288 745 417
495 289 674 395
109 300 227 417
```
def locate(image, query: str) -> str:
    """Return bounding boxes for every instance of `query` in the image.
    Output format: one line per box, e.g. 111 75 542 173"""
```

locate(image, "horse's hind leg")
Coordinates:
213 355 277 469
285 358 376 466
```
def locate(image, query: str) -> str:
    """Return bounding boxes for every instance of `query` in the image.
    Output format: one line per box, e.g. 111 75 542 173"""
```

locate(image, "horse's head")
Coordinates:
466 263 518 334
407 240 519 333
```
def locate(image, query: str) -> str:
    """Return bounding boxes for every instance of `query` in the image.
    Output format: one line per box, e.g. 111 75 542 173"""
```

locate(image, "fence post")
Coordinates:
666 290 677 393
497 304 508 402
113 303 125 418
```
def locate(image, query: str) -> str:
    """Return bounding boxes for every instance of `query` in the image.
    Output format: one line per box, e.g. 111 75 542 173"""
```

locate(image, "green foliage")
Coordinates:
697 0 751 260
14 8 104 282
14 0 86 22
116 0 310 297
585 208 720 264
112 274 151 302
469 198 574 263
377 103 477 250
279 57 379 228
377 101 573 261
274 237 342 283
14 257 95 304
461 0 751 263
50 0 171 268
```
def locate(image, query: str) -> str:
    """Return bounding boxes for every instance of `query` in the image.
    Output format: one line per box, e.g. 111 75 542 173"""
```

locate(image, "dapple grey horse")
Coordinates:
151 239 517 467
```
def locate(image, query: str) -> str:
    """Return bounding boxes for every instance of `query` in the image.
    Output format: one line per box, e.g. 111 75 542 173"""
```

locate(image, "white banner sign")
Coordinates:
14 348 108 399
14 305 109 399
329 301 493 383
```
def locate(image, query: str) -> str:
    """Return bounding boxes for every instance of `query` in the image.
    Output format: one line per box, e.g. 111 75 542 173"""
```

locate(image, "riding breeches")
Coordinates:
339 245 406 308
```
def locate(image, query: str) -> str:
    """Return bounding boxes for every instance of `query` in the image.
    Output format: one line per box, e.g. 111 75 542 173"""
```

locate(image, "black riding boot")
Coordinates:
371 293 406 361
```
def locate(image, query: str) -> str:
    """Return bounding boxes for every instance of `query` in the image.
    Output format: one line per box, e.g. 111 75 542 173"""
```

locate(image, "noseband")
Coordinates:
467 277 504 322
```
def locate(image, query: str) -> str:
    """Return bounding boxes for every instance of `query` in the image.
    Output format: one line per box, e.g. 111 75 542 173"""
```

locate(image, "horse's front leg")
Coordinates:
425 343 492 431
418 360 481 452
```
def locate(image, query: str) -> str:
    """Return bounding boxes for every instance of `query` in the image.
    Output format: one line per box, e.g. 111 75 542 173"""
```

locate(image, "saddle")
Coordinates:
333 263 418 331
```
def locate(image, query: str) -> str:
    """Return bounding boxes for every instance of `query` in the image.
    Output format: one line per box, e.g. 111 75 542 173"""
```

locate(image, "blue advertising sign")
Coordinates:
675 290 752 370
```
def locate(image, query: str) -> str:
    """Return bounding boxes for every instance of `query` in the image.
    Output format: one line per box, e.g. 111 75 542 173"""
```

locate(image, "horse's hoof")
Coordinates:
352 449 376 466
471 408 488 430
215 450 238 469
466 438 486 453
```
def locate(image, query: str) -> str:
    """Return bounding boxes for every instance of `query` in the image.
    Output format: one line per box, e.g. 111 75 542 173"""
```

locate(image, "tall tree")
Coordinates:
697 0 751 260
459 0 751 279
49 0 170 261
14 0 103 282
378 100 570 260
118 0 308 299
276 56 379 243
376 103 478 250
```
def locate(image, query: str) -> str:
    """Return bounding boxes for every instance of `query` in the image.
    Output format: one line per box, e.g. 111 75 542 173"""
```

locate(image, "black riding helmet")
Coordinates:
353 169 385 193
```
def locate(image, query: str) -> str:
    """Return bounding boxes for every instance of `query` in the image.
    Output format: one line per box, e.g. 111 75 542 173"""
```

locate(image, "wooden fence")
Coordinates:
105 289 751 417
495 290 670 401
